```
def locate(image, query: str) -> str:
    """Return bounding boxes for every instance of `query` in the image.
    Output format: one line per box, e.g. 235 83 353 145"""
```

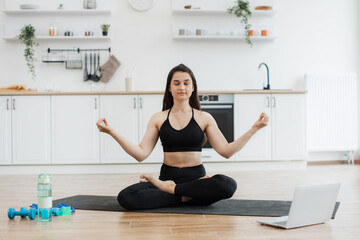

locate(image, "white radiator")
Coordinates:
306 73 358 152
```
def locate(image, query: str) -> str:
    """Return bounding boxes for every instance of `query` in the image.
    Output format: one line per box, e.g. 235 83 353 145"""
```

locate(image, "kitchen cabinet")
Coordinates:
271 94 306 160
99 94 163 164
234 94 306 161
99 95 138 163
11 96 51 164
0 97 12 165
1 92 306 168
51 95 100 164
234 94 271 160
138 94 164 163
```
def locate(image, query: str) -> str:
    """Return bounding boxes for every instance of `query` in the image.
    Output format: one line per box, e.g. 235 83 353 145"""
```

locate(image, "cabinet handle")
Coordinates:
94 98 97 109
12 99 15 110
7 99 9 110
272 97 276 108
139 97 143 109
133 98 137 109
266 96 270 108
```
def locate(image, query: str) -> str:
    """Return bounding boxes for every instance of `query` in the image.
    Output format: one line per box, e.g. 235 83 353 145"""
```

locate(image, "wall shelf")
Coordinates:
172 9 277 16
173 35 277 41
3 36 111 41
2 9 111 15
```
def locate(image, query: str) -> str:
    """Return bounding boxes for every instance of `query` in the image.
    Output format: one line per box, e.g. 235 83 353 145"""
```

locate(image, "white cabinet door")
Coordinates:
12 96 51 164
234 94 306 161
234 94 272 161
271 94 306 160
0 96 12 165
138 95 164 163
100 95 138 163
52 95 99 164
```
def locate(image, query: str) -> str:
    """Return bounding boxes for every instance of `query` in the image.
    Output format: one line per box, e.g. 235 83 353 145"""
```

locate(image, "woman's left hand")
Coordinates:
252 112 269 131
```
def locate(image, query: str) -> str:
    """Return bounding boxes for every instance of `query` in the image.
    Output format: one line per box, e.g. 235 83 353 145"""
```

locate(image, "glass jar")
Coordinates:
83 0 97 9
49 24 58 36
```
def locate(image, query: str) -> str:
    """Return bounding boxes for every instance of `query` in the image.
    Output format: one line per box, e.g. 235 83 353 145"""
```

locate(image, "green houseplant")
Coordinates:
17 24 39 80
228 0 252 46
100 24 110 36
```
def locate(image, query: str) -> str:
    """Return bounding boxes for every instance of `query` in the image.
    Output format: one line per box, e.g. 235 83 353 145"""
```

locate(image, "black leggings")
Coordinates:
117 164 237 210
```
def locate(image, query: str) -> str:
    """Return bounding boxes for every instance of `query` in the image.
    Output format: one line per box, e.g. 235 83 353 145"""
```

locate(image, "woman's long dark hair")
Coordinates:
162 64 201 111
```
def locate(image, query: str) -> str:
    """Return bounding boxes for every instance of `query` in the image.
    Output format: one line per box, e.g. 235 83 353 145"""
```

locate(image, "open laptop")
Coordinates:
257 183 341 229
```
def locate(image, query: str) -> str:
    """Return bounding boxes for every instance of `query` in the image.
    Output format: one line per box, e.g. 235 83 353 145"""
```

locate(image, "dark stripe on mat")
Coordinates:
53 195 340 218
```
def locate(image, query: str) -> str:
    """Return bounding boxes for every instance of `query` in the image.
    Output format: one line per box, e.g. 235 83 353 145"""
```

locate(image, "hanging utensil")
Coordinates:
93 52 99 81
95 52 102 81
92 52 99 82
83 52 89 81
88 52 93 80
90 52 98 81
65 52 82 70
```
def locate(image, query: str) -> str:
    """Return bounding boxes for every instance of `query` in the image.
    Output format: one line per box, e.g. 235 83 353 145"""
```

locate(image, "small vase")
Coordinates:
83 0 97 9
102 31 108 36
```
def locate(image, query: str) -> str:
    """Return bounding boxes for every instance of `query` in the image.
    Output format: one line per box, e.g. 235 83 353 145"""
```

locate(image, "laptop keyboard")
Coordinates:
274 221 287 226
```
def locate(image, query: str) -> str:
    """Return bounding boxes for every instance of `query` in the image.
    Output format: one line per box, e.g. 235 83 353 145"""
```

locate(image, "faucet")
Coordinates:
258 63 270 90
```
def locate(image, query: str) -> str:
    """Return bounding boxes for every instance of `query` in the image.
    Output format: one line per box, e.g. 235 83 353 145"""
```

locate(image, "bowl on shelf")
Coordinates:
85 31 94 36
20 4 40 10
254 6 273 10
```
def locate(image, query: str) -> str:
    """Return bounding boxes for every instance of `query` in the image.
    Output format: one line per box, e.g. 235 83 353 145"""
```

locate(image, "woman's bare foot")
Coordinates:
182 196 192 202
140 174 176 194
199 175 211 180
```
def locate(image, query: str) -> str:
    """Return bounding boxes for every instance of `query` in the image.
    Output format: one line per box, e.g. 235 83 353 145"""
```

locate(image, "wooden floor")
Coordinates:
0 164 359 240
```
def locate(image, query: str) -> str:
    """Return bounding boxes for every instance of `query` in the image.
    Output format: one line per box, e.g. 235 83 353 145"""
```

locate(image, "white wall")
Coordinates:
1 0 358 91
0 0 359 158
358 0 360 161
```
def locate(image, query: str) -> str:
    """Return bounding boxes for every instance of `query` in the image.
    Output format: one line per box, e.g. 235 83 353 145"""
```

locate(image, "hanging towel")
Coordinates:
100 55 121 83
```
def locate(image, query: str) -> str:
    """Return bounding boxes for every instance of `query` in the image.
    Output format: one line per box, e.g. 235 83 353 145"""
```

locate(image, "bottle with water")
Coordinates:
37 173 52 222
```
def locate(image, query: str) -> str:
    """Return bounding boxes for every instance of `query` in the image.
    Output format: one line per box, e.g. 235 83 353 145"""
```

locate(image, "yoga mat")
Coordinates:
53 195 340 218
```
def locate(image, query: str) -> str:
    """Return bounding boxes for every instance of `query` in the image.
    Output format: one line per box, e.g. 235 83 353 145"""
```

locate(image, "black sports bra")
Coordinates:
159 108 205 152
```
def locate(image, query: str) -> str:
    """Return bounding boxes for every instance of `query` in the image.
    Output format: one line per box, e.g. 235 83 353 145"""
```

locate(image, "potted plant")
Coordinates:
17 24 39 80
100 24 110 36
228 0 252 46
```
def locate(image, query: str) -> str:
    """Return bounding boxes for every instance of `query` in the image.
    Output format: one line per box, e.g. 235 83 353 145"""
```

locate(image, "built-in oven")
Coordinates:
199 94 234 161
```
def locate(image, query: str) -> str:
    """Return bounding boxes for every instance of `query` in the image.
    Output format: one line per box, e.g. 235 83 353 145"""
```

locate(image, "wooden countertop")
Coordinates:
0 90 306 96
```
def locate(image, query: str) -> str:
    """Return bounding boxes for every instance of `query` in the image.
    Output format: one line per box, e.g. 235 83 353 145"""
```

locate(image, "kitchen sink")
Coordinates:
243 89 293 91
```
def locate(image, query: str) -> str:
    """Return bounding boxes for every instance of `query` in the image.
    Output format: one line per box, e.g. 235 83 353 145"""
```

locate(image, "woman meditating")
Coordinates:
96 64 269 210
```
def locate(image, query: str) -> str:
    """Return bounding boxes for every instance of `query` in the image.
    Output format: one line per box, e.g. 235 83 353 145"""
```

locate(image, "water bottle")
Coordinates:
37 173 52 222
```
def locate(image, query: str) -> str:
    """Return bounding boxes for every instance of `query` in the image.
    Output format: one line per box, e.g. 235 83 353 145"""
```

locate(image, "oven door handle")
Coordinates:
201 105 233 109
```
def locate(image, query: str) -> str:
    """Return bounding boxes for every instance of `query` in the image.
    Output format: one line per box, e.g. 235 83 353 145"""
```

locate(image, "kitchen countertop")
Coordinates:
0 90 306 95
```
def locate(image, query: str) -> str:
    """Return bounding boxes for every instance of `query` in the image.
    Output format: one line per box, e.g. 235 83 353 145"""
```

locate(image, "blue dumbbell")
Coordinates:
52 208 60 216
38 208 51 219
37 208 61 216
37 208 60 218
8 207 37 220
30 205 60 217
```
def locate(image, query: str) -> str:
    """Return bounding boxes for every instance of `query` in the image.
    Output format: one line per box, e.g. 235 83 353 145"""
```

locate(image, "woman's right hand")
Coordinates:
251 112 269 131
96 118 114 135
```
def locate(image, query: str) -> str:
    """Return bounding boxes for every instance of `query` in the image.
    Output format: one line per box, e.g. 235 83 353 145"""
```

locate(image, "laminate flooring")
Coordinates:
0 164 359 240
